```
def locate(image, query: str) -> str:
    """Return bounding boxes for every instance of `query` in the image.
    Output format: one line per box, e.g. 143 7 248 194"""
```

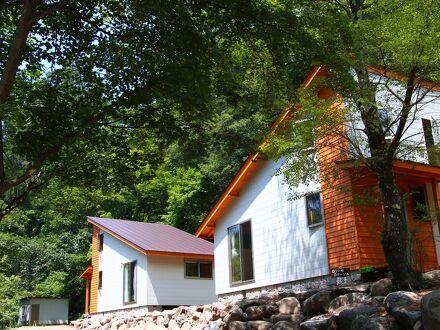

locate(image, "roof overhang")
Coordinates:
87 217 214 259
80 265 93 279
337 159 440 179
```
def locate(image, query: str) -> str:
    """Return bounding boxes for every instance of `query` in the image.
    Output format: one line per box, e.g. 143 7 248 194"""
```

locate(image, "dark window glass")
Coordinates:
98 271 102 289
185 262 199 277
422 118 440 165
412 186 428 220
306 193 323 226
200 263 213 279
228 221 254 284
99 234 104 251
123 261 136 304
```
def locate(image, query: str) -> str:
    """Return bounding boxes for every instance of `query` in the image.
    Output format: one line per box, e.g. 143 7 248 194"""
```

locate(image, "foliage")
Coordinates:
0 274 29 329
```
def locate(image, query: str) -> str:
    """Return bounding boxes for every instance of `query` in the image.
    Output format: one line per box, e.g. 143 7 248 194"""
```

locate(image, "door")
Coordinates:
425 182 440 265
30 304 39 325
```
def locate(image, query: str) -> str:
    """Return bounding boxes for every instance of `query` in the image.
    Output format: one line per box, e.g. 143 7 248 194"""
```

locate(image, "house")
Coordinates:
80 217 216 314
195 66 440 297
17 297 69 326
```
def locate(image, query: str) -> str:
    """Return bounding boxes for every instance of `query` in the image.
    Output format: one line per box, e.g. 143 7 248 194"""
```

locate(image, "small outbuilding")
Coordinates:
17 297 69 326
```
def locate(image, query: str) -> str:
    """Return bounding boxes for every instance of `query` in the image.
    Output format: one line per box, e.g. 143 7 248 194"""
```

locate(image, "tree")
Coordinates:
263 0 440 288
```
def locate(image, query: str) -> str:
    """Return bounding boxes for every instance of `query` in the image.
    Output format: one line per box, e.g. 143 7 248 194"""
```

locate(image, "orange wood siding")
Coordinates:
89 225 100 313
317 132 360 270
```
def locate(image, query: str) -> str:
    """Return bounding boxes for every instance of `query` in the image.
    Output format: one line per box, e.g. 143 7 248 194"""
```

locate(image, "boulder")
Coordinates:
240 299 264 310
145 321 158 330
350 315 400 330
423 270 440 287
421 290 440 330
206 319 225 330
270 313 303 325
224 308 245 325
247 320 273 330
371 296 386 307
384 291 420 314
370 278 393 297
303 290 333 316
299 319 328 330
337 305 383 329
272 321 300 330
245 305 278 320
328 292 371 313
277 297 301 314
391 307 421 329
293 290 319 303
228 321 248 330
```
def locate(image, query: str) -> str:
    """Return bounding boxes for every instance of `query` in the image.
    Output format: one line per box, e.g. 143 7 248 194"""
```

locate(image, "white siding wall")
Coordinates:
98 232 148 312
214 158 329 295
345 76 440 162
28 298 69 325
146 255 216 306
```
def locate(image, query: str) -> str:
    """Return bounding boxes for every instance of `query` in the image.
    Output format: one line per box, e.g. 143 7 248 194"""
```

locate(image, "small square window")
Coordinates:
200 263 213 279
185 262 199 278
306 193 323 227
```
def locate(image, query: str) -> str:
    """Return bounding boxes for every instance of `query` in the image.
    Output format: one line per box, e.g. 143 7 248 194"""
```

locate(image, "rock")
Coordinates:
224 307 244 324
337 305 383 329
168 319 177 329
391 307 421 329
293 290 319 302
350 315 400 330
370 278 393 297
303 290 333 316
240 298 264 310
270 314 303 325
245 305 278 320
277 297 301 314
118 324 128 330
228 321 248 330
272 321 300 330
201 311 214 323
424 270 440 287
371 296 386 307
421 290 440 330
180 322 191 330
145 321 157 330
247 320 273 330
384 291 420 314
328 292 371 313
299 318 328 330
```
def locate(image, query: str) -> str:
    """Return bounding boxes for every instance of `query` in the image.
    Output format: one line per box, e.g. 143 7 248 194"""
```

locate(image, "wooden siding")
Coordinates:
317 130 360 270
89 225 100 313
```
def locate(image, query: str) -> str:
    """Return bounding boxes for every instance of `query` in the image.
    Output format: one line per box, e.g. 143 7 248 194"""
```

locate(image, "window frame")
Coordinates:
98 233 104 252
122 260 137 305
305 192 324 228
228 219 255 286
184 260 213 279
98 271 102 289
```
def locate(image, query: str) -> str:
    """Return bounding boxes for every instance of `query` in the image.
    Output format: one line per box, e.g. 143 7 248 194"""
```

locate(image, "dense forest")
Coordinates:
1 0 439 327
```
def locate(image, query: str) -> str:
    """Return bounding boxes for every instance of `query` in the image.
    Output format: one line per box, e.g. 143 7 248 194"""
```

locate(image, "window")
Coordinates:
184 261 213 279
306 193 323 227
422 118 440 165
228 220 254 285
123 261 136 304
412 186 428 221
98 271 102 289
378 108 394 139
98 233 104 252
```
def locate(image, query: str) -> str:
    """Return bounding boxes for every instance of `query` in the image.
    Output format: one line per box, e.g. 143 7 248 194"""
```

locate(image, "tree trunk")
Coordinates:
375 160 422 289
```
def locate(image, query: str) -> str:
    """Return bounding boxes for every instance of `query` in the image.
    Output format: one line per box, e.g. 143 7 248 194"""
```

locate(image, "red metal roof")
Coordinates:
87 216 213 257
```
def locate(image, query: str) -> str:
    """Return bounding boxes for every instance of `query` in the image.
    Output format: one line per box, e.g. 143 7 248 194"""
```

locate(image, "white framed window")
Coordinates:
306 193 324 227
184 260 213 279
123 260 136 304
228 220 254 285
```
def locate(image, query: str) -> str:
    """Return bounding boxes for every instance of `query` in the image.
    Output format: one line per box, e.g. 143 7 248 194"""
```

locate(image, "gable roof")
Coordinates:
88 216 213 258
195 65 328 239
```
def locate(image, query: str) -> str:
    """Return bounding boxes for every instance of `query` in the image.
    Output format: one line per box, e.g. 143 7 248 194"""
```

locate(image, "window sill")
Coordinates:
308 222 323 229
230 279 255 287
